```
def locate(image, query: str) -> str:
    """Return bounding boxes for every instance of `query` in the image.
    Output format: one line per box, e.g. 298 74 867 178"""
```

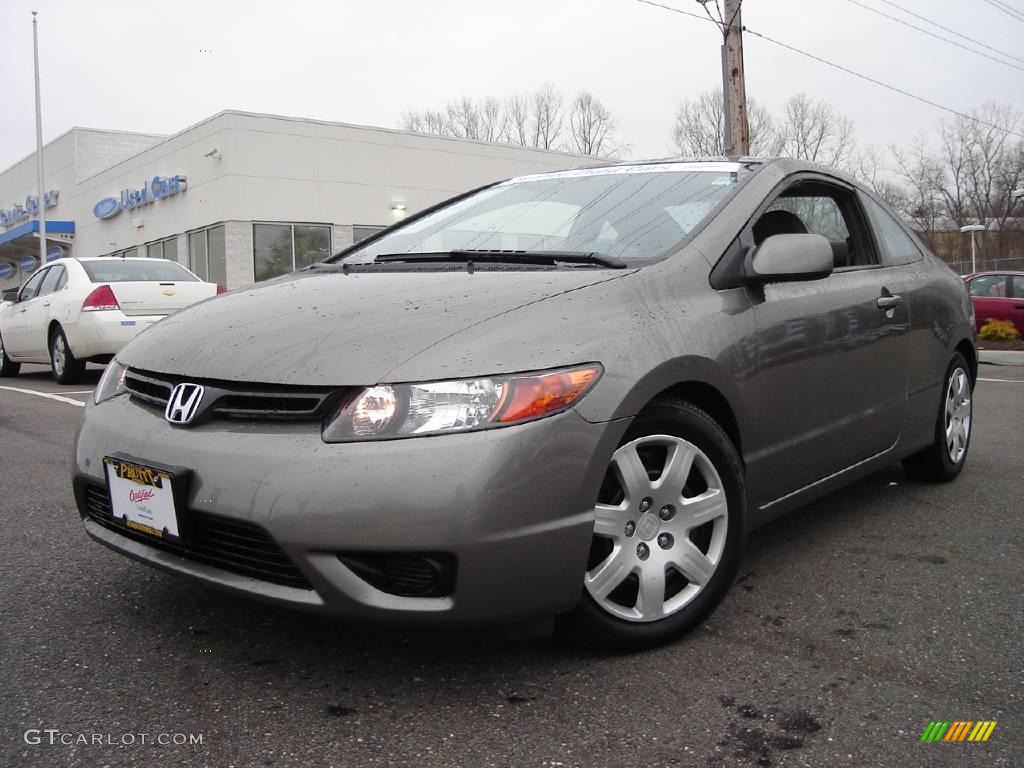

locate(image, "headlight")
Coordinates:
94 360 128 404
322 364 602 442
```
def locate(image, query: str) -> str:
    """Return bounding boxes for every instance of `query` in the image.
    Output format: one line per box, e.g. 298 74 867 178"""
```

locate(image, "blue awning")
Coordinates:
0 219 75 248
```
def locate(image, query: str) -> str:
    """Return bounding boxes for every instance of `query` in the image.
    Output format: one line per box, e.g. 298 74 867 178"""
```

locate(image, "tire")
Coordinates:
0 332 20 378
49 326 86 385
557 397 746 651
902 352 973 483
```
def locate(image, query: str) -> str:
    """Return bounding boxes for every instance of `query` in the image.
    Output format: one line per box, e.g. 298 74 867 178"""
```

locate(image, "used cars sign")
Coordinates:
92 175 187 220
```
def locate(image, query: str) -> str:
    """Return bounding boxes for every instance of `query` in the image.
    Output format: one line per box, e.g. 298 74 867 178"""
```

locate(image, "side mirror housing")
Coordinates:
1 288 19 303
748 233 834 283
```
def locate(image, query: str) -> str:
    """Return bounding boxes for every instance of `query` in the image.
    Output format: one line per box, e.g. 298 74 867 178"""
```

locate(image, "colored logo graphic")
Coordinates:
93 197 120 219
921 720 997 742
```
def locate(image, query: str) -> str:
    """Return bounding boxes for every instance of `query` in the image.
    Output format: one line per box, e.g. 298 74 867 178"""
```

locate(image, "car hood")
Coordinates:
118 268 633 385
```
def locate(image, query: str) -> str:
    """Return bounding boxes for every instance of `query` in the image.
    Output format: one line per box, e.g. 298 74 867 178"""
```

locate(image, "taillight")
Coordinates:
216 285 226 294
82 284 120 312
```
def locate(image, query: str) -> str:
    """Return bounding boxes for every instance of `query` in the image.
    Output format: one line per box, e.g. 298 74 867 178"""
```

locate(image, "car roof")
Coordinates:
75 256 173 263
504 156 861 189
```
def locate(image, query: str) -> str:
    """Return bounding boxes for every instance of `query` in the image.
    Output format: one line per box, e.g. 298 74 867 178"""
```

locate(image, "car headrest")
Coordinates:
753 210 808 245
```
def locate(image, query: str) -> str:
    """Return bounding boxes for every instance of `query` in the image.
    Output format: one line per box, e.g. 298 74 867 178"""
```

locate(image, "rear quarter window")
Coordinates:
81 260 199 283
861 194 923 266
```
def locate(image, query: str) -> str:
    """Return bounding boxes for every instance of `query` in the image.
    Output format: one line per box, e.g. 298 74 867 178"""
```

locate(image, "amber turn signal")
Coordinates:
497 366 602 423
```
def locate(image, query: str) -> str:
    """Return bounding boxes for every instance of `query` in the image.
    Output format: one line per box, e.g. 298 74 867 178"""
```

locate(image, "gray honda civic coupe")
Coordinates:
73 158 976 650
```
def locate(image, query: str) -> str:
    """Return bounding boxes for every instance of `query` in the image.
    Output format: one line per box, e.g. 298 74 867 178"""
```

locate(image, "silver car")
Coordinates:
73 159 976 650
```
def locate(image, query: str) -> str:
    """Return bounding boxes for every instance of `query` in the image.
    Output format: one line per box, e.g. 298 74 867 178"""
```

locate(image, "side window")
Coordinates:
38 266 64 297
753 182 874 270
55 267 68 290
19 269 48 301
860 195 923 266
969 275 1007 298
1011 276 1024 299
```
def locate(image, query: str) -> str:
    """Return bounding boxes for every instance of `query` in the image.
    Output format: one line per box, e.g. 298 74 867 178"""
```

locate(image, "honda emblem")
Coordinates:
165 383 205 425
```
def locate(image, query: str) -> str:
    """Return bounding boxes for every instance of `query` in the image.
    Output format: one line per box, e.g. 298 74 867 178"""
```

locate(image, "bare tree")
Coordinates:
890 136 944 236
775 93 855 169
503 93 531 146
479 97 506 143
445 97 481 140
568 91 624 157
400 109 452 137
531 84 565 150
962 104 1023 243
849 145 907 211
671 89 780 157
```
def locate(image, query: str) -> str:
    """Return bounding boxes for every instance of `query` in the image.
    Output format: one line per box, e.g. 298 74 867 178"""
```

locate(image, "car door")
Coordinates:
745 177 910 503
3 268 49 358
1009 276 1024 334
967 274 1010 330
21 264 66 358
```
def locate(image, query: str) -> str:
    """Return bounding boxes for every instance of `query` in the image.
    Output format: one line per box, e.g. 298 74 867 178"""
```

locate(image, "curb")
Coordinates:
978 350 1024 366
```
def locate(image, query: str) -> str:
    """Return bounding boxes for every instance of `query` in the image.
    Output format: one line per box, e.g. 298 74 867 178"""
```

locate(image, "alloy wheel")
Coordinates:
945 367 971 464
52 334 66 377
585 435 729 623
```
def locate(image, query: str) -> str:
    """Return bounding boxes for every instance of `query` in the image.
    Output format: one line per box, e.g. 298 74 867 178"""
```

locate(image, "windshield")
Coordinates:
81 259 200 283
342 163 752 265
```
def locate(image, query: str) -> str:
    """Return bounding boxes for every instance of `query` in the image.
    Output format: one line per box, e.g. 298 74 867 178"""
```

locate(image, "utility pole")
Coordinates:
32 11 47 269
721 0 749 156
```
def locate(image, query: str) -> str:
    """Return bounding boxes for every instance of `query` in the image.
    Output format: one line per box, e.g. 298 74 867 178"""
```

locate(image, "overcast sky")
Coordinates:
1 0 1021 171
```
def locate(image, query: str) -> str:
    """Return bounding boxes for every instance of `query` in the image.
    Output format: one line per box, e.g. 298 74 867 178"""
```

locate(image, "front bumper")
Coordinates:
73 395 628 625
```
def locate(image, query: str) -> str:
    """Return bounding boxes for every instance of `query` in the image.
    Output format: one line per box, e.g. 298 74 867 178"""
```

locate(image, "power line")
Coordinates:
632 0 1024 140
873 0 1024 65
840 0 1024 72
743 28 1024 139
981 0 1024 23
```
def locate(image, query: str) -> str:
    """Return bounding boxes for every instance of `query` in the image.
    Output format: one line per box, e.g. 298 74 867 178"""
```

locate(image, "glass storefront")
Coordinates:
146 237 178 261
253 222 331 282
187 224 226 287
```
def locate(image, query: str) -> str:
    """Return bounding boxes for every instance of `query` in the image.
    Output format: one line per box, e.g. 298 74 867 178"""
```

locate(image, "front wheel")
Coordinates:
902 352 973 482
50 326 86 385
557 398 746 651
0 332 20 377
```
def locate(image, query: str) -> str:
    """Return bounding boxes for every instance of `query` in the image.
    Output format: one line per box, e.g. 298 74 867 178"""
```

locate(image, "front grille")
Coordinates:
80 483 312 590
124 368 347 421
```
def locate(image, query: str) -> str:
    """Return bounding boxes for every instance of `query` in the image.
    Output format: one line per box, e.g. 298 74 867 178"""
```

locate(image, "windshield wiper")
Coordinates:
372 249 628 269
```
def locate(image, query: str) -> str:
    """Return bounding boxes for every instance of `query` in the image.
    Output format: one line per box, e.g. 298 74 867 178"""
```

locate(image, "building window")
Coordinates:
145 237 178 262
253 223 332 282
353 225 385 244
187 224 226 288
105 246 138 258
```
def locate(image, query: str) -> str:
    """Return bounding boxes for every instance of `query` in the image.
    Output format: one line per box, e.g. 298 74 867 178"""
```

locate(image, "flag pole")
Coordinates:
32 11 47 268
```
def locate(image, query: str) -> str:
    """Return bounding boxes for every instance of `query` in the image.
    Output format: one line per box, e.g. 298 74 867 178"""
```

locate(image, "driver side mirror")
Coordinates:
747 233 833 283
1 289 19 303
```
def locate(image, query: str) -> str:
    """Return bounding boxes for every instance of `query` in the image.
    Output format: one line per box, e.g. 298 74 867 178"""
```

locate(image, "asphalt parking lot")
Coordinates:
2 362 1022 768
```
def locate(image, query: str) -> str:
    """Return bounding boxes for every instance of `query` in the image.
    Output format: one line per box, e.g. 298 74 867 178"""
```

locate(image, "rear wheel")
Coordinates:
557 398 746 651
0 332 20 377
902 352 973 482
50 326 85 385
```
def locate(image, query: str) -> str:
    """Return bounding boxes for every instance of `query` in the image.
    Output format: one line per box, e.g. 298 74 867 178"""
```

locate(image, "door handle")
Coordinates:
42 303 50 308
1015 304 1024 309
877 295 903 310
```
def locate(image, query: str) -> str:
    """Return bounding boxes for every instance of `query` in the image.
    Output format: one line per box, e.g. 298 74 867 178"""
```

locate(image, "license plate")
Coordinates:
103 457 181 541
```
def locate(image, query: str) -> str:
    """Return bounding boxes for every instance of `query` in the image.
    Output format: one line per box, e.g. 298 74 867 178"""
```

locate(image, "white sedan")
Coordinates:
0 257 220 384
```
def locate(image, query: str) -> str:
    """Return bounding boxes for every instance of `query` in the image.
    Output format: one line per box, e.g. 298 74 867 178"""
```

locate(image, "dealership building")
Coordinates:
0 111 586 292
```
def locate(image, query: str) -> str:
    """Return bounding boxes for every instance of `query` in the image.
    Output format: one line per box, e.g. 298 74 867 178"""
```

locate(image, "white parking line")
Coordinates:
978 378 1024 384
0 385 85 407
60 390 95 394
